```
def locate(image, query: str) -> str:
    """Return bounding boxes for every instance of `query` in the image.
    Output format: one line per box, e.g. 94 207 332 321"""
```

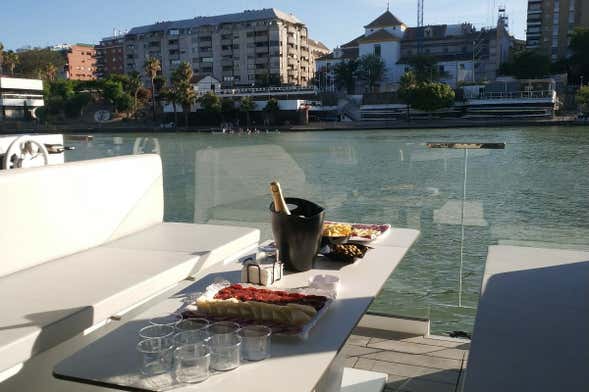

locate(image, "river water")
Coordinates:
66 126 589 335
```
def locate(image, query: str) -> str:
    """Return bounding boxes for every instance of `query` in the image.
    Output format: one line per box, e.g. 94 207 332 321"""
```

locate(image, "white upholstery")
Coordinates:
0 154 261 374
0 154 164 277
105 222 261 273
0 246 200 372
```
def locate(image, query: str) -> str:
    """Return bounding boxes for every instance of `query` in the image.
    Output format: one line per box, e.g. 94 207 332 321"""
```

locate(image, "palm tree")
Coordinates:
3 51 19 75
171 62 195 127
144 57 161 121
127 71 143 119
264 98 279 125
161 87 180 126
240 96 255 126
179 86 196 127
43 63 58 82
358 54 385 93
334 59 359 94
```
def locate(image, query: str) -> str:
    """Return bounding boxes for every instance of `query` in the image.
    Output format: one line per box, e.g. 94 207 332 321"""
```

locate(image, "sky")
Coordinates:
0 0 528 51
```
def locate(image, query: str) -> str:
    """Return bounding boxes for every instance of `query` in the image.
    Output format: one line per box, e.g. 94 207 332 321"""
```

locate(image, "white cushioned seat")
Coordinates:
0 246 200 373
105 222 260 273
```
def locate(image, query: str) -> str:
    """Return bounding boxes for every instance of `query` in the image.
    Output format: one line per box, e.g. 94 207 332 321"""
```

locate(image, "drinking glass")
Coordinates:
139 325 175 340
137 337 174 376
208 321 240 344
173 330 210 347
239 325 272 361
149 313 183 327
210 333 242 371
176 318 209 332
174 344 211 383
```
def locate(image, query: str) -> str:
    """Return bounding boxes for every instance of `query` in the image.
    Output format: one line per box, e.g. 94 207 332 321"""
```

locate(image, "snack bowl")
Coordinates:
321 235 350 246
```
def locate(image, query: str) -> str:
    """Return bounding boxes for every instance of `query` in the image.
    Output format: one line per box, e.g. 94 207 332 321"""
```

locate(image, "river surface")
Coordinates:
65 126 589 335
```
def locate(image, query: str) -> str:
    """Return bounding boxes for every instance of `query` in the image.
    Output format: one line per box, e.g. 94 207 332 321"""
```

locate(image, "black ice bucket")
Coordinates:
270 197 325 272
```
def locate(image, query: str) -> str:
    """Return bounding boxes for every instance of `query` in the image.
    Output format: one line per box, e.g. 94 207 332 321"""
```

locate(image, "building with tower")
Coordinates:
316 7 519 91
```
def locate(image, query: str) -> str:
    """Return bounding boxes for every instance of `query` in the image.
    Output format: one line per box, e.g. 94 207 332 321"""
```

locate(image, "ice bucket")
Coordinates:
270 198 325 272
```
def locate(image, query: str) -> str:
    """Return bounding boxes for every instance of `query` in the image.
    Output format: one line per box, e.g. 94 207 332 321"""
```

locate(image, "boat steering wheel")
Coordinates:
3 135 50 170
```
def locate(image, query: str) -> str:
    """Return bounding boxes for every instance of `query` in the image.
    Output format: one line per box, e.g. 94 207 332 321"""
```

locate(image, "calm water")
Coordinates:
66 126 589 335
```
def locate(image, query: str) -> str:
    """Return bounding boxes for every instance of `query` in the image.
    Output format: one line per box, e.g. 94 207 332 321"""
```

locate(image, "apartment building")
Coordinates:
95 36 125 78
123 8 328 87
63 44 96 80
526 0 589 60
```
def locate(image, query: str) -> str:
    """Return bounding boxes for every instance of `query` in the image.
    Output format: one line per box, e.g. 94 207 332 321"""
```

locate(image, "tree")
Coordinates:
404 55 446 82
264 97 280 125
144 57 161 121
398 71 455 113
240 96 255 126
358 54 386 92
64 92 92 118
13 48 65 79
160 87 180 125
102 79 124 112
42 63 58 82
127 71 143 118
569 28 589 83
576 85 589 113
171 62 195 126
333 59 359 94
499 50 551 79
3 51 19 75
115 93 134 117
221 98 237 121
200 91 221 114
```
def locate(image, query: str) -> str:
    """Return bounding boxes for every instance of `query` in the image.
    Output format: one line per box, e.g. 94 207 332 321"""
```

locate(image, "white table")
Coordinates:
464 245 589 392
54 228 419 392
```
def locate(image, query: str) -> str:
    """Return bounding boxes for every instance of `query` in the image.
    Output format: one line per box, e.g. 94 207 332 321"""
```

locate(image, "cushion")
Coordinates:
0 154 164 278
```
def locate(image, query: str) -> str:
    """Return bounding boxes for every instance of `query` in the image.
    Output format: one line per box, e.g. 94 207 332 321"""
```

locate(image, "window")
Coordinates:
201 57 213 63
374 44 381 57
459 63 465 70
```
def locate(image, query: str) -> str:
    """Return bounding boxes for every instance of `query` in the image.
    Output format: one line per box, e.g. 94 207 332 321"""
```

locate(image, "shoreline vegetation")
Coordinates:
0 117 585 134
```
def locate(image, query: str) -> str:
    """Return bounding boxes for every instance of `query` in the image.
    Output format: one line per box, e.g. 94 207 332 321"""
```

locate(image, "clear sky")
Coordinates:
0 0 528 50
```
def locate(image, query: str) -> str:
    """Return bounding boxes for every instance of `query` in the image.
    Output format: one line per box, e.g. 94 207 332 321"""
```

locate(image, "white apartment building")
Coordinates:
123 8 329 88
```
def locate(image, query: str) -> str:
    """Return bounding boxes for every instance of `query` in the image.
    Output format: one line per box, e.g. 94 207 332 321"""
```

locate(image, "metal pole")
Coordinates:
458 148 468 308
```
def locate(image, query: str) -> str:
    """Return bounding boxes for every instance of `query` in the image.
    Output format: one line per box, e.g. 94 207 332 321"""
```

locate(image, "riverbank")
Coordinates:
1 116 587 134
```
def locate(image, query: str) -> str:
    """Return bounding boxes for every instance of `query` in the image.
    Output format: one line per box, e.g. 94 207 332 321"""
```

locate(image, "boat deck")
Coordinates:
343 327 470 392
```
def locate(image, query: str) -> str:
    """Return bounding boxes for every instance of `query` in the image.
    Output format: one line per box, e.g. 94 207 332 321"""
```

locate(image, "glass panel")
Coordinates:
65 128 589 336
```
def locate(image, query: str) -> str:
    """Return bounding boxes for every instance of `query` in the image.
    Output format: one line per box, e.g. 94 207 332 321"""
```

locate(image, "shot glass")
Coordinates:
210 333 242 371
174 344 211 384
139 325 176 340
176 318 209 332
137 337 174 376
239 325 272 361
173 330 210 347
149 313 183 327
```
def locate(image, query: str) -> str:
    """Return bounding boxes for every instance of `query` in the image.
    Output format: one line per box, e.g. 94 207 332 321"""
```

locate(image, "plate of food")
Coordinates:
323 221 391 243
182 281 334 339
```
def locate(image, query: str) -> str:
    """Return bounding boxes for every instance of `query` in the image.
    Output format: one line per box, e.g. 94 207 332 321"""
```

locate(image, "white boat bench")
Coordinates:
0 154 259 385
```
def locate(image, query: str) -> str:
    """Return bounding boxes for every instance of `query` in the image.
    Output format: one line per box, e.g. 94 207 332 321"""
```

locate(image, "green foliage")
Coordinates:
358 54 386 92
115 93 134 114
499 50 551 79
398 72 455 112
102 79 124 109
404 56 446 82
239 96 255 112
221 98 236 114
200 92 221 113
264 98 279 113
13 48 66 79
569 28 589 82
576 85 589 113
64 92 92 118
3 51 19 75
333 59 359 94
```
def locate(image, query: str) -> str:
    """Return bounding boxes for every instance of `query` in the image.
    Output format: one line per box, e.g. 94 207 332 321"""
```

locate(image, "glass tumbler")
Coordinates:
136 337 174 376
239 325 272 361
174 344 211 383
208 321 240 343
139 325 175 340
210 333 242 371
149 313 183 327
176 318 209 332
173 330 210 347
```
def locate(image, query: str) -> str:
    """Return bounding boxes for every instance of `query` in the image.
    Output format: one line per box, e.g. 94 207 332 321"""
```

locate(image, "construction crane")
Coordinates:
417 0 424 27
417 0 424 54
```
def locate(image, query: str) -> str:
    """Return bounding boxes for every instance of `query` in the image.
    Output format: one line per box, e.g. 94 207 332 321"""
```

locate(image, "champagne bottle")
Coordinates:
270 181 291 215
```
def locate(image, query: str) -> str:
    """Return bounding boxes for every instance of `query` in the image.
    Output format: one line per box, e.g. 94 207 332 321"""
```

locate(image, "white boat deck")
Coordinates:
343 328 469 392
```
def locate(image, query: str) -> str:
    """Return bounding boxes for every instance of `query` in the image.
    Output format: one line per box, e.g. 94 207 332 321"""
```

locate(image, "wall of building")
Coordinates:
66 45 96 80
